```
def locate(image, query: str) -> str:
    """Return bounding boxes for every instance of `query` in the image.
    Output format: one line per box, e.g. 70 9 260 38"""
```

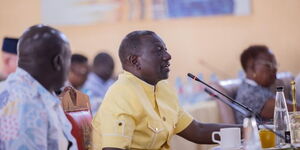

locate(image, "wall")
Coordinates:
1 0 300 83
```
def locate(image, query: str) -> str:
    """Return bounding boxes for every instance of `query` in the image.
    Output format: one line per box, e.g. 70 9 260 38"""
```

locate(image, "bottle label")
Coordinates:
285 131 291 143
274 107 286 111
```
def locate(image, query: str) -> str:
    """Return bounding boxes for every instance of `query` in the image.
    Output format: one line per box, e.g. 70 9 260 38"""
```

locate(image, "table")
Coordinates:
211 144 300 150
171 100 221 150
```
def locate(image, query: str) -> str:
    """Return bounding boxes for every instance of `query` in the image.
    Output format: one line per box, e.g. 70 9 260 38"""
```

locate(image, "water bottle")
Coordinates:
274 86 291 146
243 115 262 150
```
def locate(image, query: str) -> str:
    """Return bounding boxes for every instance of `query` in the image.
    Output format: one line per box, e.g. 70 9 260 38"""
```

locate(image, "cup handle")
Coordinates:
212 131 221 144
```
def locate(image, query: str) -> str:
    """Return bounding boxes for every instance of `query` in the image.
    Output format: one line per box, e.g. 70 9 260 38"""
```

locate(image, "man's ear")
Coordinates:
128 55 138 65
52 54 62 71
2 56 9 66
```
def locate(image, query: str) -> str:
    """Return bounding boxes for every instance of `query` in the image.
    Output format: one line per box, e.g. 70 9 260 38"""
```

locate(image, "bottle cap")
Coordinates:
276 86 284 92
259 124 274 130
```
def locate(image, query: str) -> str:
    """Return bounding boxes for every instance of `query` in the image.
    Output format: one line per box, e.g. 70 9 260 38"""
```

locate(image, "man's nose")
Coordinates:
163 51 171 60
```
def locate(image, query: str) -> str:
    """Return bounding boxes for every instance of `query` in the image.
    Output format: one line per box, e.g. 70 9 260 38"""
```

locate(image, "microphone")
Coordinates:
187 73 287 140
204 88 250 117
187 73 261 120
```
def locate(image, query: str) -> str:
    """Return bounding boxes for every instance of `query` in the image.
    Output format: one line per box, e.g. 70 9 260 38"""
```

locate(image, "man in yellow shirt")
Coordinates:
92 30 241 150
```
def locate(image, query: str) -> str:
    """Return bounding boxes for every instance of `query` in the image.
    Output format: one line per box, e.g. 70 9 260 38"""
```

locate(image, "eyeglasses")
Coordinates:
255 60 278 69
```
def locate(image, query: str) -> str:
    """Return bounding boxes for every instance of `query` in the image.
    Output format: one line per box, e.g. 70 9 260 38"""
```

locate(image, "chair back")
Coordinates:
211 80 240 124
60 87 92 150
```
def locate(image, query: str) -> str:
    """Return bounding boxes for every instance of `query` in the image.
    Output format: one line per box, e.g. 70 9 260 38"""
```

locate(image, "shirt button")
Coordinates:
162 116 166 121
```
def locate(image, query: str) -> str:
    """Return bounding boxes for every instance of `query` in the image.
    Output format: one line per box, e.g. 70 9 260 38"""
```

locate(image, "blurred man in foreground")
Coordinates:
91 30 240 150
0 24 77 150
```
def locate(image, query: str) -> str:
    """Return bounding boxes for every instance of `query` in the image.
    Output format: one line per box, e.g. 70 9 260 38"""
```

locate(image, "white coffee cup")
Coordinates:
212 128 241 149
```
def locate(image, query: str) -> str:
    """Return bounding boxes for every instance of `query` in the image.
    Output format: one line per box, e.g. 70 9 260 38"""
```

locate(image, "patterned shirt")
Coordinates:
235 79 274 124
83 72 115 99
82 72 114 115
0 68 77 150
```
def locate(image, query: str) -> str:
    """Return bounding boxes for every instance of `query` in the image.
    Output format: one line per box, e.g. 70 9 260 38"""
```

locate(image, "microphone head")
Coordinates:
187 73 201 82
187 73 199 81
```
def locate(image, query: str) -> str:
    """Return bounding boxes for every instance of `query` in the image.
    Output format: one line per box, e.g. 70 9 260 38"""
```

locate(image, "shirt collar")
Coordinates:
122 71 156 93
245 78 258 86
10 67 61 107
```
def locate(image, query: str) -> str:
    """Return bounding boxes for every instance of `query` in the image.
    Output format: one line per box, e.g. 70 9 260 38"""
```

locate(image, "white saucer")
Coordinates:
211 145 243 150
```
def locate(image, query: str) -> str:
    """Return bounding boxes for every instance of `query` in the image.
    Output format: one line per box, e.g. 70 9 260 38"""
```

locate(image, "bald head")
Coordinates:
18 24 71 92
118 30 171 85
18 25 69 62
118 30 156 68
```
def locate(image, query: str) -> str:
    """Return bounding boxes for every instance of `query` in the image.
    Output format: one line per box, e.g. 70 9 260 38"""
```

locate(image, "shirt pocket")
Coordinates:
146 119 168 149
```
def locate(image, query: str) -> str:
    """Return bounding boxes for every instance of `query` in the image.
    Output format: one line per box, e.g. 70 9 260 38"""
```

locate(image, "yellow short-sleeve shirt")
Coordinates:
91 71 193 150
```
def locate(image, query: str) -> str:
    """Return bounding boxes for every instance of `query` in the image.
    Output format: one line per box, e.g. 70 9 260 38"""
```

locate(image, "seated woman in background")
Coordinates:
235 45 298 124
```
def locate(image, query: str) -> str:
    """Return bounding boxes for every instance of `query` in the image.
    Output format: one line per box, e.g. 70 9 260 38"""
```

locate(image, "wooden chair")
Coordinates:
211 80 240 124
60 87 92 150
